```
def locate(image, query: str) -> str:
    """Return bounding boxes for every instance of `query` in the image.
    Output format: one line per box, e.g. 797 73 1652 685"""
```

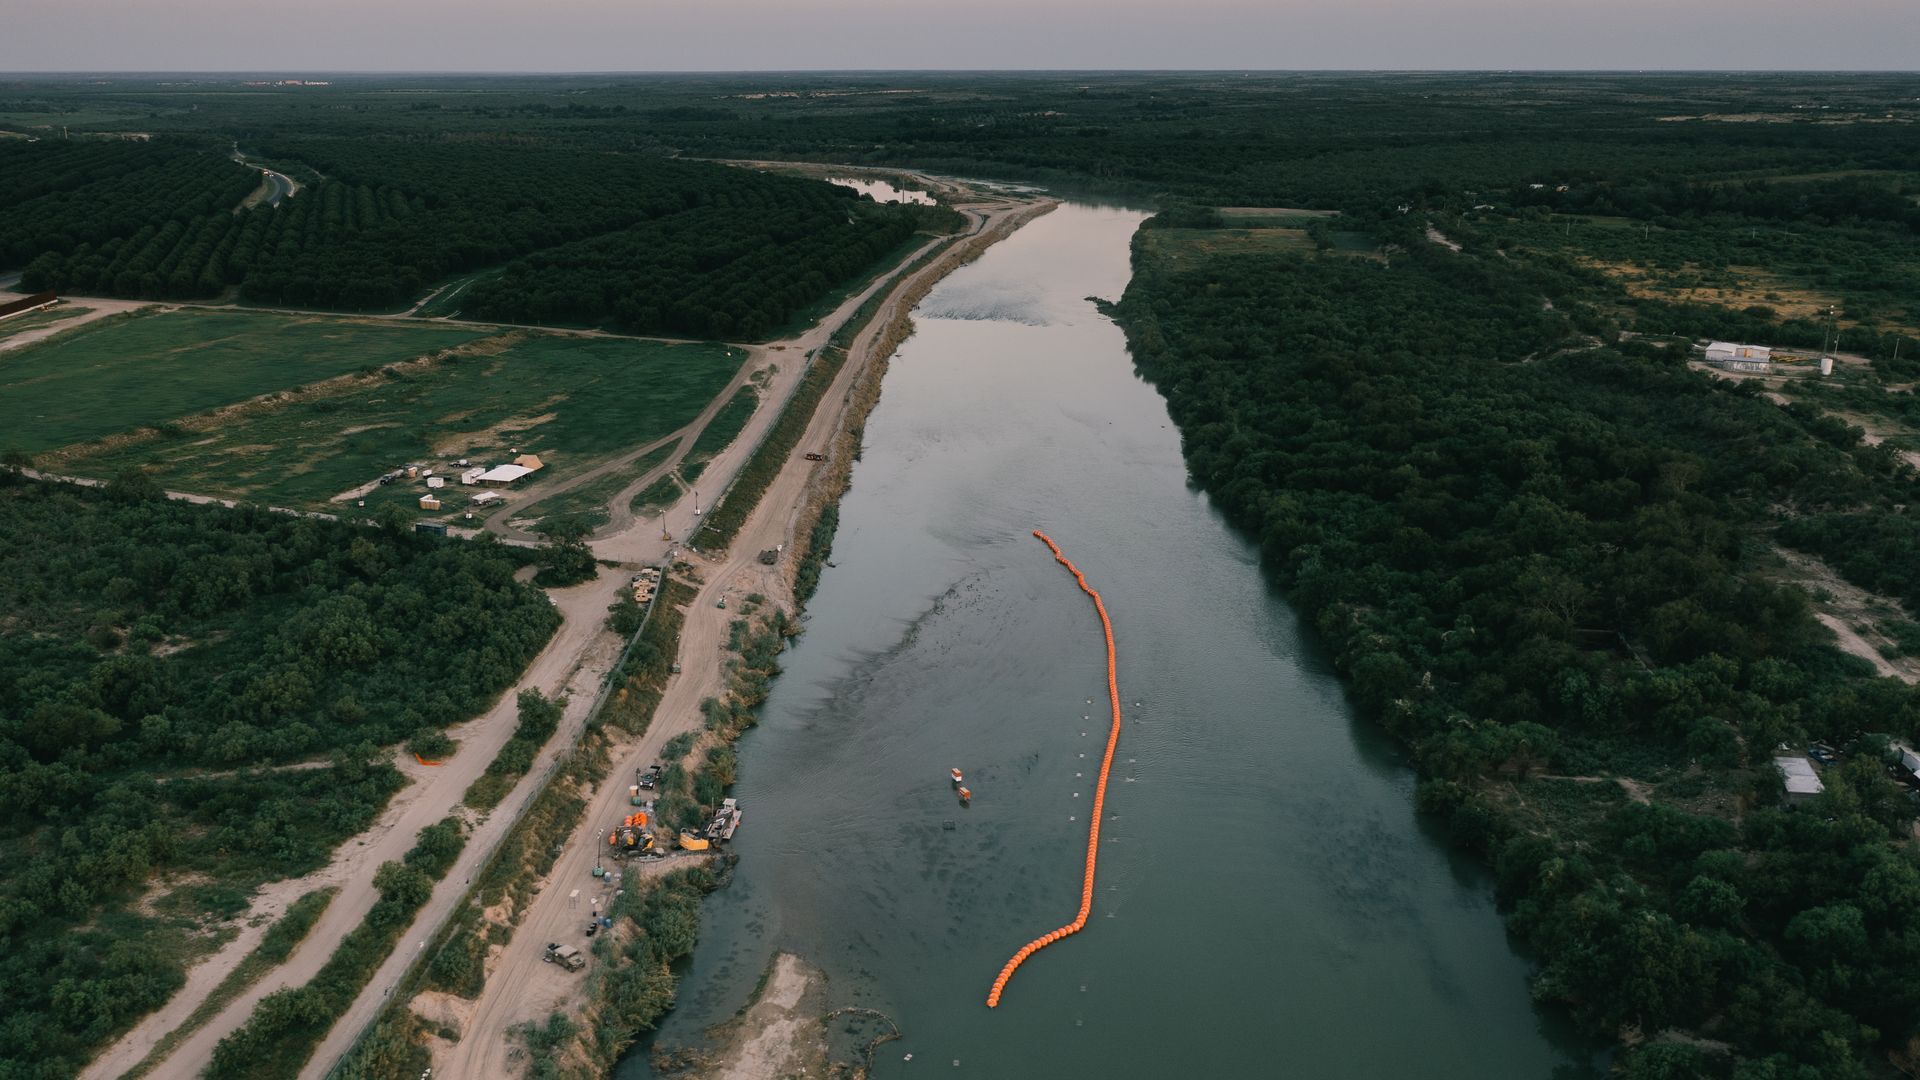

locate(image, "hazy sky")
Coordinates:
3 0 1916 72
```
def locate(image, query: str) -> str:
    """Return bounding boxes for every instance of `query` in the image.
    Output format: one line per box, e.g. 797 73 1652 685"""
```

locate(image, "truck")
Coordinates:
545 943 586 971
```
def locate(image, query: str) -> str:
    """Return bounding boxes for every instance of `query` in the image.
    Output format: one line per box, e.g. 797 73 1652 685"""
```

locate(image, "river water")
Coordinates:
828 177 936 205
627 202 1601 1078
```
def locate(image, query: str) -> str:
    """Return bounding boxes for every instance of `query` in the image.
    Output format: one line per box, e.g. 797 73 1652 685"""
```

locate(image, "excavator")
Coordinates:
607 812 657 858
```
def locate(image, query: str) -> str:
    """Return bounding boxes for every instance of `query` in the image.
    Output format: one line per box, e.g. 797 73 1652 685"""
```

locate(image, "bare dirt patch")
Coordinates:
429 405 562 458
1771 546 1920 684
673 952 829 1080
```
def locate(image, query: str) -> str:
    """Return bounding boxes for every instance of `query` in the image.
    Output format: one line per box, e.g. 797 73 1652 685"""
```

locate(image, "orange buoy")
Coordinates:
951 767 965 785
986 530 1124 1009
958 786 972 804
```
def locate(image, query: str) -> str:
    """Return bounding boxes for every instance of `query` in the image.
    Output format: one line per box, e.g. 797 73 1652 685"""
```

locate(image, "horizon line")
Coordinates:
4 67 1920 77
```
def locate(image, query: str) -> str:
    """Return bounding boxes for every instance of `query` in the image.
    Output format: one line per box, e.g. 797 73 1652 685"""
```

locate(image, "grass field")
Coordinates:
685 383 759 466
0 303 94 343
1 309 493 453
523 443 678 532
59 332 745 510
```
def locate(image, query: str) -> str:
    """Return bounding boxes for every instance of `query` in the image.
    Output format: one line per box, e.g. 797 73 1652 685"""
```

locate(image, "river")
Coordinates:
625 201 1602 1078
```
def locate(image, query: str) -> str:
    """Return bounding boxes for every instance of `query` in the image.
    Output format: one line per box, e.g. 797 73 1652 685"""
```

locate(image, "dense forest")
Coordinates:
2 137 940 333
457 183 922 339
0 473 558 1079
1112 206 1920 1076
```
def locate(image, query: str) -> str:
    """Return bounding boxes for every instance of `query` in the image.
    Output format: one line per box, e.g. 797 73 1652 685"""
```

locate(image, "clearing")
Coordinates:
53 332 745 512
0 308 491 453
1770 546 1920 684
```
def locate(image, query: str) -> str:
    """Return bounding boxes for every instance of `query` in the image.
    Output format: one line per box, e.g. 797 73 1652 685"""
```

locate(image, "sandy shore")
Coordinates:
676 953 831 1080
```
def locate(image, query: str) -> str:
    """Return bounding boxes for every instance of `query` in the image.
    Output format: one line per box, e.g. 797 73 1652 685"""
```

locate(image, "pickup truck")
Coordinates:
639 764 662 789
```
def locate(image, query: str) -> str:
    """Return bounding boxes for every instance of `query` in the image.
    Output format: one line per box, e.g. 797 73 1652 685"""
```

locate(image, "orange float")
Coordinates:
986 530 1123 1008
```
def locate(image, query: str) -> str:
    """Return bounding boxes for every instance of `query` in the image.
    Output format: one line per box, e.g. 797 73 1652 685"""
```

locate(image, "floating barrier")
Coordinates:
986 530 1122 1008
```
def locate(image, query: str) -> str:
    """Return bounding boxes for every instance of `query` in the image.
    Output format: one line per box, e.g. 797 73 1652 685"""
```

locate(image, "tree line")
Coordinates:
9 137 945 331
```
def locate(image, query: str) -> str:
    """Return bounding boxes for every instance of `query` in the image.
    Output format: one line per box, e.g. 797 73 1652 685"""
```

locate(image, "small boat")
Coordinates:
957 786 972 805
950 768 964 786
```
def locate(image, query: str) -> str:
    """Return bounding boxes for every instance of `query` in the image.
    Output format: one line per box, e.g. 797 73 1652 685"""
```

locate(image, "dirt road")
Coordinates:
84 568 630 1080
0 295 152 352
77 179 1043 1080
431 194 1051 1080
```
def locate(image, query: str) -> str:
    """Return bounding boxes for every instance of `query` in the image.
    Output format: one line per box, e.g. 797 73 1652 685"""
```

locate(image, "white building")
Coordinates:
1893 743 1920 785
1706 341 1773 374
1774 756 1825 804
474 463 534 487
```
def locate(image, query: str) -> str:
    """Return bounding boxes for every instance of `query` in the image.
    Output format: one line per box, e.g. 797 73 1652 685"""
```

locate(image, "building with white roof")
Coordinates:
1774 756 1825 804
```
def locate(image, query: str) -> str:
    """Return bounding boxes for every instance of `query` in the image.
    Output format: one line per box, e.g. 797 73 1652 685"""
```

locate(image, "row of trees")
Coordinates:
0 139 257 271
461 194 923 339
7 137 942 328
0 475 558 1078
1113 213 1920 1076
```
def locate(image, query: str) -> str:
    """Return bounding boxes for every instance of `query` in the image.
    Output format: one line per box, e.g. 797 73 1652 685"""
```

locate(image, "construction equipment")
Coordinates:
607 812 655 858
701 798 743 843
677 830 711 852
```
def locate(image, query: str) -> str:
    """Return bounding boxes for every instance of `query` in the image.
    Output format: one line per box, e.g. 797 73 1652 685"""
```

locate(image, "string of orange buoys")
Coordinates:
986 530 1123 1009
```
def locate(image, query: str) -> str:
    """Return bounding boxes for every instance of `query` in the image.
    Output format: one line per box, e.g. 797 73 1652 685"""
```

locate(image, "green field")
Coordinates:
523 442 678 532
0 304 94 343
0 309 492 453
60 332 745 509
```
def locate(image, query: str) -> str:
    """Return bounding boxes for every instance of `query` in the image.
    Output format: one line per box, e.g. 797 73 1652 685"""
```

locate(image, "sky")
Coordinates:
2 0 1917 72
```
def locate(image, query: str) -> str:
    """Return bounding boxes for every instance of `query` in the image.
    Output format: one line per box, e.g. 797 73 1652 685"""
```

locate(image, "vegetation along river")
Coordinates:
626 201 1603 1077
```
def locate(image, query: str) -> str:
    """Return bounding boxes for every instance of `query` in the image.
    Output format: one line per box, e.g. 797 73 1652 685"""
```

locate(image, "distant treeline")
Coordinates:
2 137 944 336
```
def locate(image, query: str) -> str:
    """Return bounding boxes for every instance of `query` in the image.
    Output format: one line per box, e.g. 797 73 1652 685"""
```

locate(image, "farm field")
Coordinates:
57 331 746 511
1 309 491 453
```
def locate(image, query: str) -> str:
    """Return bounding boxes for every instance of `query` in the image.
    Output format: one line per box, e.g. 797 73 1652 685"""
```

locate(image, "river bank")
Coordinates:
399 189 1056 1078
627 199 1602 1079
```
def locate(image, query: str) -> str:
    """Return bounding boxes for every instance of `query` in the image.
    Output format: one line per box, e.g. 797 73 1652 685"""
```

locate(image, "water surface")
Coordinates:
629 202 1600 1078
829 176 936 205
